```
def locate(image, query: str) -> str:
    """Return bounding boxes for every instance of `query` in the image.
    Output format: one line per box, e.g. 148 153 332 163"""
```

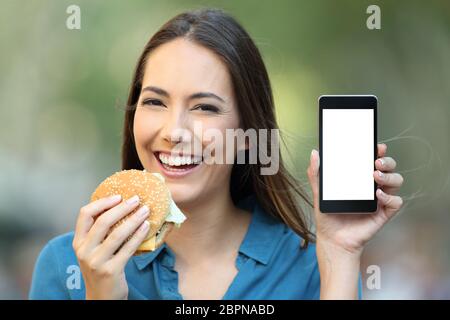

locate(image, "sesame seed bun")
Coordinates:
90 169 175 254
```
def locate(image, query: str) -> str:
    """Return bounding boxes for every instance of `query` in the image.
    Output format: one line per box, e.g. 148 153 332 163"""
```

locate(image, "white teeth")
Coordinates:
158 153 202 166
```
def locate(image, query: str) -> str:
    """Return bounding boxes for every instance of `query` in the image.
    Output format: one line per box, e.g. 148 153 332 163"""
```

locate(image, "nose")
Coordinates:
161 105 191 146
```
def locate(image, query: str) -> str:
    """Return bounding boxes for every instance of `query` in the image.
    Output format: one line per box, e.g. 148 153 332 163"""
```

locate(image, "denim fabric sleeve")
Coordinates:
358 272 364 299
29 240 69 300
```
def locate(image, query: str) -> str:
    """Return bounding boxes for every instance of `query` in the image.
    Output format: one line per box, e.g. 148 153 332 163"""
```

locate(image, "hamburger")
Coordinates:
90 169 186 254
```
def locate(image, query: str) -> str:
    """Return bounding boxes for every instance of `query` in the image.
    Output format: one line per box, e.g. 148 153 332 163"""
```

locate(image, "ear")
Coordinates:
234 119 250 152
236 137 250 152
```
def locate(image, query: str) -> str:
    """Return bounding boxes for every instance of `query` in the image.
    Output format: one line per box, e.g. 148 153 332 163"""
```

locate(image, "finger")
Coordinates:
307 149 320 207
373 171 404 188
375 156 397 172
376 189 403 219
377 143 387 158
379 186 401 195
84 195 141 251
73 195 122 249
95 205 150 261
110 220 150 268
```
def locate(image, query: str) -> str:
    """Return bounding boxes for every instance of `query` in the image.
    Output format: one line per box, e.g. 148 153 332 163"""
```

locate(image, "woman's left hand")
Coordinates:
307 143 404 256
307 143 404 299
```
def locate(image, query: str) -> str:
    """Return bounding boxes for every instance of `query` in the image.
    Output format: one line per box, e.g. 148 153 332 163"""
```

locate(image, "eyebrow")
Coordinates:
141 86 225 103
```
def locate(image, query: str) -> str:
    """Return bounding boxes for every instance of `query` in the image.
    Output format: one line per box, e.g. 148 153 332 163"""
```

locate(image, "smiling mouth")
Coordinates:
154 151 203 172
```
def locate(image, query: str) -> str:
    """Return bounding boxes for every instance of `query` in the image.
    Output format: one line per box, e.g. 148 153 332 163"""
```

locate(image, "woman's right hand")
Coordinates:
72 194 150 300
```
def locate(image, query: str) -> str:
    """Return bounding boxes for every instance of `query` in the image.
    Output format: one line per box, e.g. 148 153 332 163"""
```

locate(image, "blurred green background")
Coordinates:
0 0 449 299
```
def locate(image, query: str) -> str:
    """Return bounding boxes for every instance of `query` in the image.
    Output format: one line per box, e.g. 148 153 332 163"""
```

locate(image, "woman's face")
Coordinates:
133 38 240 207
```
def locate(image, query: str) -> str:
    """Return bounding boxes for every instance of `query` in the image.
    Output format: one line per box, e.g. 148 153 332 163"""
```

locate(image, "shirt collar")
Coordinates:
237 194 287 265
132 194 286 270
132 242 170 270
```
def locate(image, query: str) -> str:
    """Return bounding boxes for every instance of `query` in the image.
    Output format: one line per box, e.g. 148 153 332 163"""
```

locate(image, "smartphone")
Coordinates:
319 95 378 213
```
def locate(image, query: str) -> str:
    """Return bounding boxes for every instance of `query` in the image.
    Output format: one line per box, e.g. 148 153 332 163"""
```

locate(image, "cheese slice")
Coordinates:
138 235 157 251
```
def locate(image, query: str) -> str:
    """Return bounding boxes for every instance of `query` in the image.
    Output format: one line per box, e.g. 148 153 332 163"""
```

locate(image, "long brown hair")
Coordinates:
122 8 315 247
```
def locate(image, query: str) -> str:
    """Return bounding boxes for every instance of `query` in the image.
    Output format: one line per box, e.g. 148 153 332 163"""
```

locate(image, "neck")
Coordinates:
165 190 251 266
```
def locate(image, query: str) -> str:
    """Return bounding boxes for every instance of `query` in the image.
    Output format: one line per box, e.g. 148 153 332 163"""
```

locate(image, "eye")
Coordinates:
142 98 166 107
193 104 220 113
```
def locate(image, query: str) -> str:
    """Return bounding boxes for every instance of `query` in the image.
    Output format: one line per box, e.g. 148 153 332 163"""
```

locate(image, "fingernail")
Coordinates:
311 149 320 167
126 195 139 205
378 170 384 178
378 158 385 166
137 205 149 217
108 194 121 202
377 189 384 198
140 220 150 232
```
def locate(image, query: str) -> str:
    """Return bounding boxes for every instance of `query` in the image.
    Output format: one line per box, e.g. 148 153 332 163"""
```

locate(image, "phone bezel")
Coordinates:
319 95 378 213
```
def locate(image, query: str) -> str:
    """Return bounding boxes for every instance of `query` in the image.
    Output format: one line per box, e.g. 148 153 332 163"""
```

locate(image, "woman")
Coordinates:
29 8 404 300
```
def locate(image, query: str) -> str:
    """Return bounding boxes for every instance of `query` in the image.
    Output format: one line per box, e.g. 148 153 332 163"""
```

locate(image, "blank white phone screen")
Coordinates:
323 109 374 200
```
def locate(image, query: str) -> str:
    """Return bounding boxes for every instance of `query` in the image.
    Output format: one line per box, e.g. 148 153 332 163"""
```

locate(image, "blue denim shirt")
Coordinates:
29 195 352 300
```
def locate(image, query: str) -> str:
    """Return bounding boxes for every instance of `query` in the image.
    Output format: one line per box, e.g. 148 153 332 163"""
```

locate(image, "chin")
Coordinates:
166 183 202 207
